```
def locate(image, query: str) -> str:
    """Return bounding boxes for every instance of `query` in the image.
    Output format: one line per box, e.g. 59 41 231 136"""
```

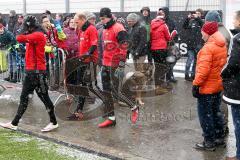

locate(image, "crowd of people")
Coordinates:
0 6 239 159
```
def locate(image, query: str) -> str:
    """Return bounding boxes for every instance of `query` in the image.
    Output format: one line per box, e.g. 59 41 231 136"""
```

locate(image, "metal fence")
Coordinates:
0 0 224 13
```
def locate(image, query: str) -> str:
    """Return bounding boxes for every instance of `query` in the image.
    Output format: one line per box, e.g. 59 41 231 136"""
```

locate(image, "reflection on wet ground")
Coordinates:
0 79 237 160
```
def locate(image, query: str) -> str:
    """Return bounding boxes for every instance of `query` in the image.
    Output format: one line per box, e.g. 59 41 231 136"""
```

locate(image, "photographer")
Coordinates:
0 15 59 132
183 9 204 81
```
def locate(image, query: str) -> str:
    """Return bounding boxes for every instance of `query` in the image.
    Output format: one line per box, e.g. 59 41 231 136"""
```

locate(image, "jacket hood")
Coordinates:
140 7 150 14
151 18 165 30
158 7 169 19
207 31 226 47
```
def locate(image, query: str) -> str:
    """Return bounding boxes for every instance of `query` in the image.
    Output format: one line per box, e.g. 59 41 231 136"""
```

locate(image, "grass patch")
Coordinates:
0 128 107 160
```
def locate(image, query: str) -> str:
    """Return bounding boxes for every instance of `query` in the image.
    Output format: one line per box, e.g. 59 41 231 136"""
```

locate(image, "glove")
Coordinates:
56 24 62 32
192 85 200 98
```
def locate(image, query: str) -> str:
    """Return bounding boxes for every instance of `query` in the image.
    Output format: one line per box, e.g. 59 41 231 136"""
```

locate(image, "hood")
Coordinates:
207 31 226 47
151 19 165 30
158 7 169 19
140 7 150 14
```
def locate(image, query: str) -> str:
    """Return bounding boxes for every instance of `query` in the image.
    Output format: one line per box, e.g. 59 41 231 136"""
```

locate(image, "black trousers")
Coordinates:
12 73 57 126
101 66 136 117
152 50 171 84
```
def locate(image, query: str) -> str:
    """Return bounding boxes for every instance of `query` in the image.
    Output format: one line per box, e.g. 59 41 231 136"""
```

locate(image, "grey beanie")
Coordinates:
84 11 96 20
205 10 222 23
126 13 139 21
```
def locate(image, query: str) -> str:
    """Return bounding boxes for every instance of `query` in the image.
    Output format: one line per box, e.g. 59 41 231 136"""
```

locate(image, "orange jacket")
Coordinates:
193 31 227 94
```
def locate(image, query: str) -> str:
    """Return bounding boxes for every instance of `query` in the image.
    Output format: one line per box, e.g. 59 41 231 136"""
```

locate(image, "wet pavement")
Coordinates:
0 78 237 160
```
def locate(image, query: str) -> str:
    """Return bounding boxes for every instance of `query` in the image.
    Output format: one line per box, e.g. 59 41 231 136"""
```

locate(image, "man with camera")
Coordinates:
183 9 204 81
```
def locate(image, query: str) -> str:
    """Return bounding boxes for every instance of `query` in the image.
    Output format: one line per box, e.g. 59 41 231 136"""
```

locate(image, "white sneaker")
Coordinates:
0 122 18 131
41 123 59 132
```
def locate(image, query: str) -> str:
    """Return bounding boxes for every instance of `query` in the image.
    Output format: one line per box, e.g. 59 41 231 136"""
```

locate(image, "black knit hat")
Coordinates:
100 7 112 18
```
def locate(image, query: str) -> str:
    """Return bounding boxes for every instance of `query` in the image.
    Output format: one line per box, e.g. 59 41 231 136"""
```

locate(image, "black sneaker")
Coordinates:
9 79 17 83
169 78 178 83
194 141 216 151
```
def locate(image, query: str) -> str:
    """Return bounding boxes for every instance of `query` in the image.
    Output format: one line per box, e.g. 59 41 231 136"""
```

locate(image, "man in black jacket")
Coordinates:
183 9 204 81
127 13 148 105
221 10 240 160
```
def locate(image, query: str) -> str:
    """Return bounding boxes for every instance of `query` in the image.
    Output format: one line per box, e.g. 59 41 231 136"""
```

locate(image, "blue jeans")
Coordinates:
8 51 18 73
197 92 224 143
185 50 196 77
231 104 240 159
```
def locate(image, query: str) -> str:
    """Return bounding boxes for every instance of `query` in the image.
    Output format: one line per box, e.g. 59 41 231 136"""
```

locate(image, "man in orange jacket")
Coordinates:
192 21 227 151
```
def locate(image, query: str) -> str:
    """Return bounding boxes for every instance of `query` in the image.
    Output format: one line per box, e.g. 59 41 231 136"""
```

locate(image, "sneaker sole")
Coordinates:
0 123 17 131
194 146 216 152
41 127 59 132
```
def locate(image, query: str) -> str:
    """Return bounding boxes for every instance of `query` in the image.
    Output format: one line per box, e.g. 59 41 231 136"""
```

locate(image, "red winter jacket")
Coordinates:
150 18 171 50
79 22 98 63
102 22 127 67
17 31 47 71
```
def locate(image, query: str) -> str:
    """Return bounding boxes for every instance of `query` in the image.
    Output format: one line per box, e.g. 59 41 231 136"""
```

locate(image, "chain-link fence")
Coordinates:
0 0 224 14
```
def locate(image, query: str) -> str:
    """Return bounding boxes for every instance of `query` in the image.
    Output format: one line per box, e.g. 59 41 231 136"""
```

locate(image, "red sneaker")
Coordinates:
131 106 139 124
98 119 116 128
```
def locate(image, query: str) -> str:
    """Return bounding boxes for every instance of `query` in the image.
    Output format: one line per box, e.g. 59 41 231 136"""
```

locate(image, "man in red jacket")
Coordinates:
0 16 58 132
98 8 139 128
67 12 98 120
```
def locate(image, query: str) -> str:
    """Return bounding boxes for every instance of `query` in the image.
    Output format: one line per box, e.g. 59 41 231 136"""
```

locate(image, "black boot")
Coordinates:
9 73 18 83
185 74 193 82
4 72 13 81
194 141 216 151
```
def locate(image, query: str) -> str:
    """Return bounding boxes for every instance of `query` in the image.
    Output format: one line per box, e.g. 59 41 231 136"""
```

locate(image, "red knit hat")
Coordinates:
202 21 218 35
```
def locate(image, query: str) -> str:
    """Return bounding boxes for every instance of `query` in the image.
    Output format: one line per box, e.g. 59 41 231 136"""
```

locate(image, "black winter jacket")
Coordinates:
128 22 148 59
8 16 17 33
183 17 204 50
221 29 240 105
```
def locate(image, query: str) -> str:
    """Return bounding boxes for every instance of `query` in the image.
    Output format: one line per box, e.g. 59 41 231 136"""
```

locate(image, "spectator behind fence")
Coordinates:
8 10 17 33
221 10 240 160
41 15 66 90
0 23 18 83
140 7 153 65
183 9 204 81
158 7 178 83
55 13 63 27
192 21 227 151
13 15 24 36
150 14 171 85
0 13 7 27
